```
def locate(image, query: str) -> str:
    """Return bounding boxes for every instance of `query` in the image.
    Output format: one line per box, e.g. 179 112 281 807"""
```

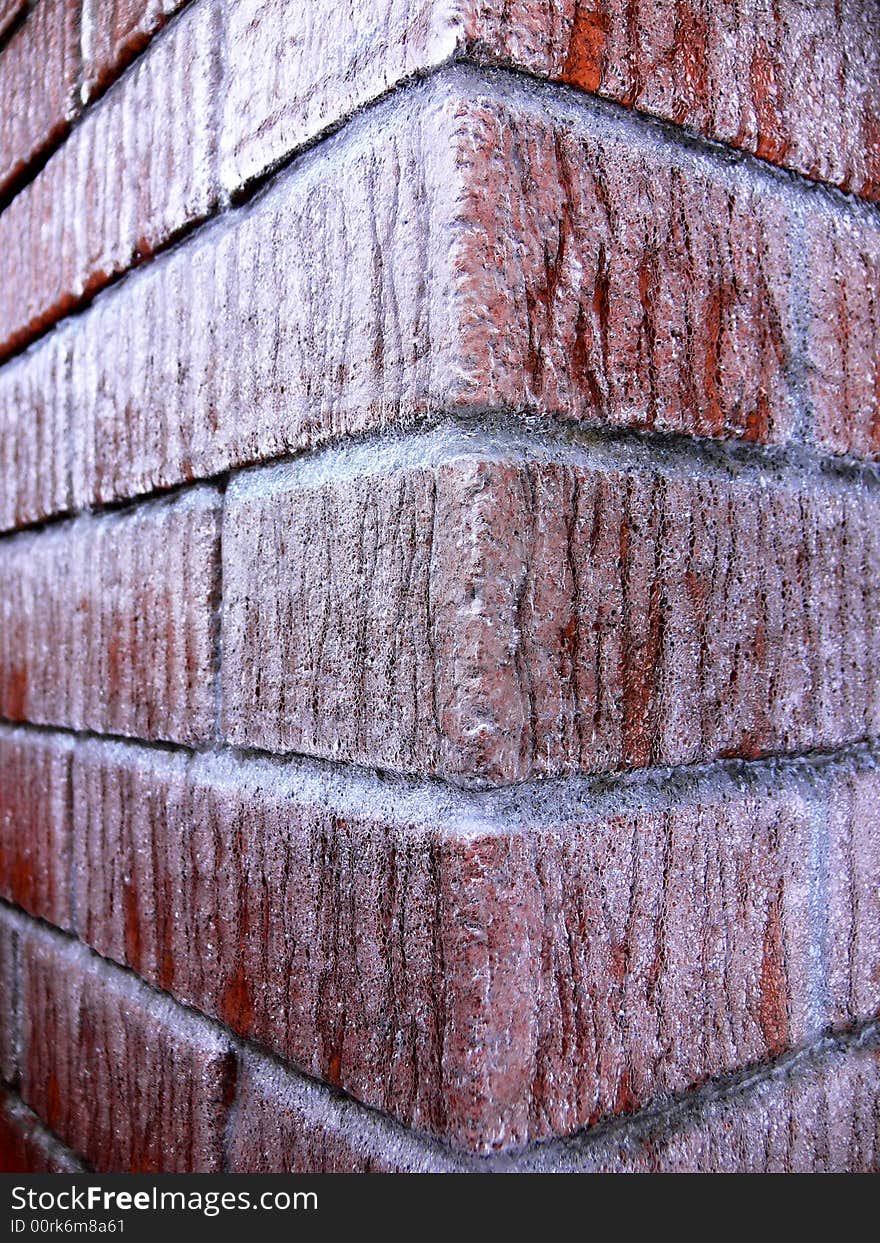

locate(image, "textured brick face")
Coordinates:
221 0 880 206
450 82 799 444
0 729 73 928
462 0 880 204
3 70 880 536
0 0 219 361
220 0 458 194
1 0 878 1178
81 0 191 101
805 204 880 459
0 0 80 198
69 736 880 1153
0 1091 83 1174
20 927 233 1173
0 907 23 1086
227 1038 880 1173
222 440 880 786
0 490 221 744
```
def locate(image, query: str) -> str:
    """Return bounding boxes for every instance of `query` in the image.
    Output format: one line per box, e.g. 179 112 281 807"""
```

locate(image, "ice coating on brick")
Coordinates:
0 0 220 361
0 727 74 928
0 489 221 744
20 926 233 1172
69 732 880 1152
221 427 880 786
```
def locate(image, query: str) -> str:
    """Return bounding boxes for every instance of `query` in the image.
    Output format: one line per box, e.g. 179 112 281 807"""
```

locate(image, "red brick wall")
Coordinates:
0 0 878 1174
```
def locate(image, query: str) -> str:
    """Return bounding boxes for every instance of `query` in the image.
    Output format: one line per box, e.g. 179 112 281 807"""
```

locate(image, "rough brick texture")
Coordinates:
0 905 24 1086
221 0 880 205
0 0 219 360
69 735 880 1152
19 924 233 1172
0 0 27 40
1 0 878 1178
81 0 192 101
222 436 880 786
0 727 73 928
228 1035 880 1173
0 489 221 744
0 0 79 199
0 1091 84 1174
3 70 880 536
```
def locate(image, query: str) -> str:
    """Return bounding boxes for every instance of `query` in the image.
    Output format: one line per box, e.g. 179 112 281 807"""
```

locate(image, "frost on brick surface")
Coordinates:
0 0 219 361
20 926 233 1173
0 489 221 745
68 732 880 1152
221 427 880 786
0 727 74 928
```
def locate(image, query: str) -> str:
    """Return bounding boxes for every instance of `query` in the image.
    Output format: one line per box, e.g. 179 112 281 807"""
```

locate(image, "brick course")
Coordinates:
0 1090 84 1174
0 0 80 199
66 733 880 1152
222 435 880 786
0 728 73 928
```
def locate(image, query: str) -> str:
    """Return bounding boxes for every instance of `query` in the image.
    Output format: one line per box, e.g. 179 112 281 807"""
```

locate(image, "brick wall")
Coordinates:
0 0 878 1174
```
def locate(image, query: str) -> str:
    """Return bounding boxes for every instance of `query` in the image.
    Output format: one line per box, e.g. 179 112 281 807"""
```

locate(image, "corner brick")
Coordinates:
69 734 880 1153
222 0 880 205
19 925 234 1173
222 436 880 785
3 69 878 534
0 489 221 745
0 1090 84 1174
227 1035 880 1173
0 727 73 929
0 0 80 199
220 0 459 195
0 0 220 361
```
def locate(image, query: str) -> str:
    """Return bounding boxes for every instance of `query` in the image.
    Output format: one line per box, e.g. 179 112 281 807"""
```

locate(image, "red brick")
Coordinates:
228 1053 459 1173
0 489 221 745
0 1090 84 1174
827 770 880 1029
69 734 880 1153
0 727 73 928
81 0 192 102
219 0 459 195
0 328 72 533
19 924 234 1172
0 0 79 198
0 905 23 1086
804 203 880 459
222 436 880 785
222 0 880 205
527 1038 880 1173
462 0 880 205
2 71 876 534
0 0 219 360
446 78 798 444
227 1037 880 1173
0 0 27 41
